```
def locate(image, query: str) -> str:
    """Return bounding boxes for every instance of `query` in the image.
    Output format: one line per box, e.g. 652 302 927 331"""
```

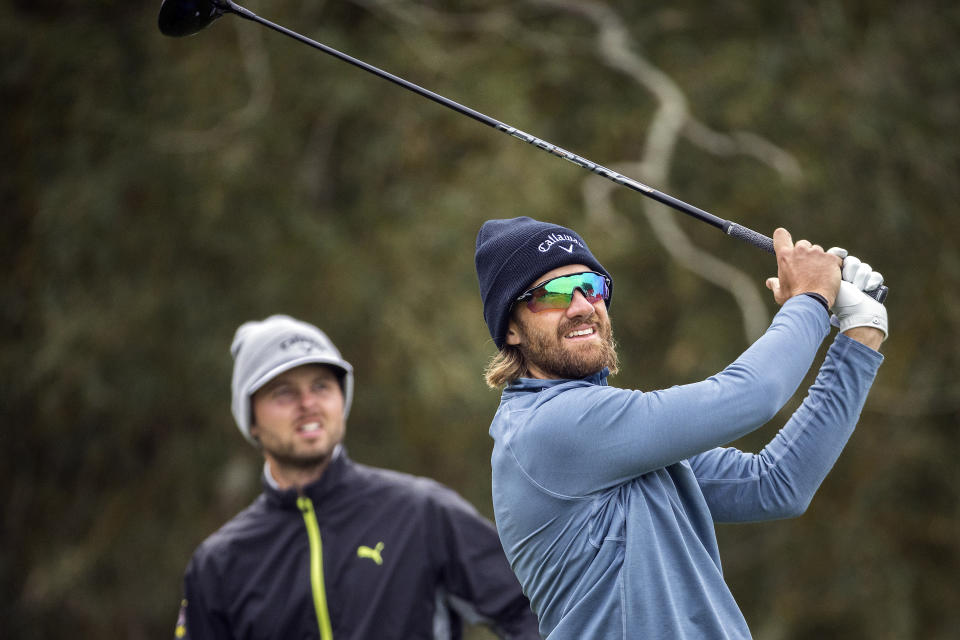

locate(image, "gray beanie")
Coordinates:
475 216 613 348
230 315 354 446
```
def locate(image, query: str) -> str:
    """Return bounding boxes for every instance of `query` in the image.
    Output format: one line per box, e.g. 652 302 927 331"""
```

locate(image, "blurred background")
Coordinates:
3 0 958 638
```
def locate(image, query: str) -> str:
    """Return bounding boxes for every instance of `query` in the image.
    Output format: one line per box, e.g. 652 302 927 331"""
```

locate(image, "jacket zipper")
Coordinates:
297 495 334 640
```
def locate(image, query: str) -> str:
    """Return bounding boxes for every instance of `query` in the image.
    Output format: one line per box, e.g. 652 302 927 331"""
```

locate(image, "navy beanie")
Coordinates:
475 216 613 348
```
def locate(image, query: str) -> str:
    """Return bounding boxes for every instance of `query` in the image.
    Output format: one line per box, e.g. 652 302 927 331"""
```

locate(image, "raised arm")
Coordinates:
691 250 887 521
690 333 883 521
509 295 830 496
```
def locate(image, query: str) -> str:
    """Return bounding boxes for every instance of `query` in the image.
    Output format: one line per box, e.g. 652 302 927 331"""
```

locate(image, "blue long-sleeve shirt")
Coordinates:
488 295 883 639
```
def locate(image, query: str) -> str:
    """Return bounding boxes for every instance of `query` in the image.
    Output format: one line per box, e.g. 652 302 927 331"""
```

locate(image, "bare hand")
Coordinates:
764 228 842 307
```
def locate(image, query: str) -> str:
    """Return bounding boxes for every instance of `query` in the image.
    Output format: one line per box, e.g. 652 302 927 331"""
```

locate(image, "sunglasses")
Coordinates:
514 271 611 313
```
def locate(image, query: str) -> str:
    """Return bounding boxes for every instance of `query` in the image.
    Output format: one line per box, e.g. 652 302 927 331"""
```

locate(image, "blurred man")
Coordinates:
175 315 539 640
473 217 888 639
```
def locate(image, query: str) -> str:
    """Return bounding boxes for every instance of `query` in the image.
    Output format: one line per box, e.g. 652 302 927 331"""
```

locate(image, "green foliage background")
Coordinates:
3 1 958 638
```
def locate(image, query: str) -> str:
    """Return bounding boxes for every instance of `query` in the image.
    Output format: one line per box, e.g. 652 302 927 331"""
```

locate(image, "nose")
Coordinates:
566 289 596 318
299 388 321 410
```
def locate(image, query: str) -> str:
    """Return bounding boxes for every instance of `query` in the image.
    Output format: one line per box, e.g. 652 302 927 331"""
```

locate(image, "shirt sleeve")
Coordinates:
689 333 883 522
431 487 542 639
509 295 832 497
178 552 234 640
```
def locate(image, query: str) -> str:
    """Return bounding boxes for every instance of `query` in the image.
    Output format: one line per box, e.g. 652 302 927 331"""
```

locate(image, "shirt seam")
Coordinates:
503 437 591 501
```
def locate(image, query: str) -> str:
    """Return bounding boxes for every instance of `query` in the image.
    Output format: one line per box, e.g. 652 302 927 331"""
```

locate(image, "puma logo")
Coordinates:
357 542 384 565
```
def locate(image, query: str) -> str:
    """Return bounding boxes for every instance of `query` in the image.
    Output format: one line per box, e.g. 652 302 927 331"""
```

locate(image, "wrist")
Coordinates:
843 326 885 351
802 292 830 316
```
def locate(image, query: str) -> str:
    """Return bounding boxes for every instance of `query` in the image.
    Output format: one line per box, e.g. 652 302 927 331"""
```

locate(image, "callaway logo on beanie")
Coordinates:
475 216 613 348
230 315 354 446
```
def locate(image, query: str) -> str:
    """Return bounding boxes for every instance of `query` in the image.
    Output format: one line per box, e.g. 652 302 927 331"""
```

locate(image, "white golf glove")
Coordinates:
826 247 888 341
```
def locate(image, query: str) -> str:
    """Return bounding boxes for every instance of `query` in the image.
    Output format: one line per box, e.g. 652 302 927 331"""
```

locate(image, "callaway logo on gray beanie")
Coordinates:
230 315 354 446
475 216 613 348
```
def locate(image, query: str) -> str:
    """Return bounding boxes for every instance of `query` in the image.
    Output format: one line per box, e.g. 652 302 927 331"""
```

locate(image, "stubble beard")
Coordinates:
267 447 333 471
257 430 339 471
517 313 619 380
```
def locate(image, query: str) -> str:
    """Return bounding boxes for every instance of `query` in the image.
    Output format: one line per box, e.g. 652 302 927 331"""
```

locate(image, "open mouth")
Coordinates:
298 422 322 434
565 327 596 339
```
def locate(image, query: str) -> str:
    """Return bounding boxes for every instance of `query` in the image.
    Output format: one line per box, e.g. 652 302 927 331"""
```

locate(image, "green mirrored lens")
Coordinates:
527 272 608 311
534 291 574 308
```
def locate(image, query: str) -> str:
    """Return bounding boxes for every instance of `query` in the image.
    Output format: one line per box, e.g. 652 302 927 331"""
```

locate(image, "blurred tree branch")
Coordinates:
354 0 811 342
153 19 273 153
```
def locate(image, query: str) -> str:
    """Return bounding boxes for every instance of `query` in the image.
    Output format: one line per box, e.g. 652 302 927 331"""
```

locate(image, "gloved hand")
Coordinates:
826 248 888 341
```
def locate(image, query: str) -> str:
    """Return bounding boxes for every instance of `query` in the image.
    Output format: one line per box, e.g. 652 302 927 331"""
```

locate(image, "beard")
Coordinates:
516 311 619 379
255 428 340 471
263 446 333 470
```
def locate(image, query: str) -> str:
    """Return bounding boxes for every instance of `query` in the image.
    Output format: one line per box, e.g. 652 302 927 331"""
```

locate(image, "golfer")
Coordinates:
473 217 887 639
175 315 539 639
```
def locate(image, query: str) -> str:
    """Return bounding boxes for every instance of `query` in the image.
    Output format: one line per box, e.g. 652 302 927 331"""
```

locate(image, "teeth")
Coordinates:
566 328 595 338
300 422 320 432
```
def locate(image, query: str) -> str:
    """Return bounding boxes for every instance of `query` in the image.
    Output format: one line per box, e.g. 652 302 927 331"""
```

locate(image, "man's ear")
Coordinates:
505 319 522 346
248 399 259 439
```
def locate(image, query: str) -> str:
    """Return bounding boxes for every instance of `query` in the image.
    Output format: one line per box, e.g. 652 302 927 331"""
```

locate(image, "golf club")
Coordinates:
158 0 887 302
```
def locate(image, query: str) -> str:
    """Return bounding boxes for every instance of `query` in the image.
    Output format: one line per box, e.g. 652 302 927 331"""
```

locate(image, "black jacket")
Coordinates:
176 451 540 639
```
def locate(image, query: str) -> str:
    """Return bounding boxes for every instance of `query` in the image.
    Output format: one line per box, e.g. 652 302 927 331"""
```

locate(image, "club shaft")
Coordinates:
228 4 754 240
226 1 888 302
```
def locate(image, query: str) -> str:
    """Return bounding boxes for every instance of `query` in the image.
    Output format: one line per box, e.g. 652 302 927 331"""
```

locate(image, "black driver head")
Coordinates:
158 0 228 37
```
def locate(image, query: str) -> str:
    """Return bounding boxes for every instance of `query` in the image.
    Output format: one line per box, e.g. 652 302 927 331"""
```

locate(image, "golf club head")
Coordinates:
158 0 229 37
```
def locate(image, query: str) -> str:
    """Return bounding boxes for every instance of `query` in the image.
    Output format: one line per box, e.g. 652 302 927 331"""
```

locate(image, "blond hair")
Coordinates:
484 345 530 388
484 342 620 388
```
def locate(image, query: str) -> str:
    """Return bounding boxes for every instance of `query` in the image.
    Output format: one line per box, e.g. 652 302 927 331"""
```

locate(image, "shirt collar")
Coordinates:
262 445 349 507
504 367 610 394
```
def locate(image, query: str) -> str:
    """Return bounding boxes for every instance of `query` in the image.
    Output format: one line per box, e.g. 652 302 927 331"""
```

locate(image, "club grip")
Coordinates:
868 284 889 303
726 223 775 254
725 223 889 303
